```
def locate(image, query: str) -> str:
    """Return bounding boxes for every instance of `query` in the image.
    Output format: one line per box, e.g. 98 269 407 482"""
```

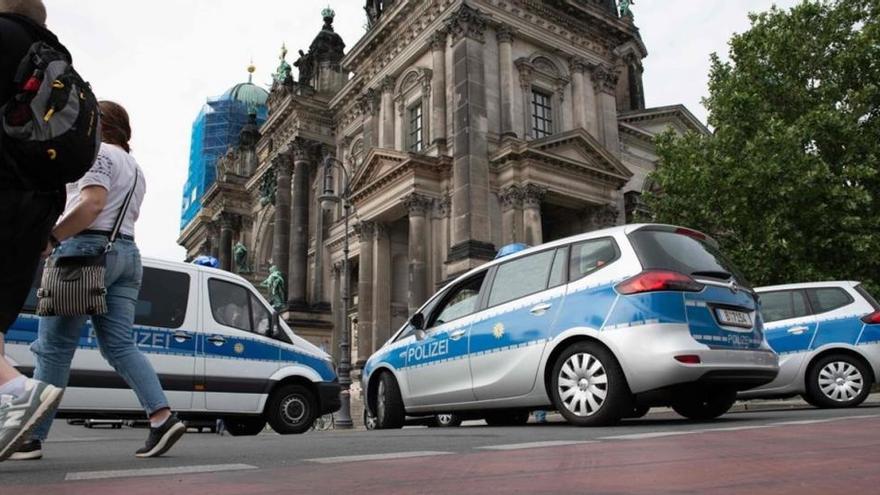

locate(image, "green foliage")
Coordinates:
645 0 879 294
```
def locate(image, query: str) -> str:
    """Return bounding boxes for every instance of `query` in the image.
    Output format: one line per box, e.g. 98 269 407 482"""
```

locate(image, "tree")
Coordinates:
645 0 879 293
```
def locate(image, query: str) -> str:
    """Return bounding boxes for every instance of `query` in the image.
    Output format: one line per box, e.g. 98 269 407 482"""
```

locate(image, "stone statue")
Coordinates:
294 49 314 86
274 43 292 86
619 0 634 17
259 166 277 206
261 265 286 310
233 241 249 273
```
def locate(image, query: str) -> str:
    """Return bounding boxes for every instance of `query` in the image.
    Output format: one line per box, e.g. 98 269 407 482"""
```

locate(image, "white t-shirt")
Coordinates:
64 143 146 238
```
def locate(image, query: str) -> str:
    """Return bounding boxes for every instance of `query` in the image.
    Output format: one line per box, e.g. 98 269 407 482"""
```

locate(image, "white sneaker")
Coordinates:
0 380 63 462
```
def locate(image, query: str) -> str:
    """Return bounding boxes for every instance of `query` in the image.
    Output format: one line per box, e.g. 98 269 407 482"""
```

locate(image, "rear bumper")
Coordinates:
317 380 342 415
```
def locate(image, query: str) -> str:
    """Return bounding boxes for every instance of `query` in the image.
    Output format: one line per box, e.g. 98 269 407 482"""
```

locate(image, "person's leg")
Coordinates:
0 335 26 395
28 314 88 442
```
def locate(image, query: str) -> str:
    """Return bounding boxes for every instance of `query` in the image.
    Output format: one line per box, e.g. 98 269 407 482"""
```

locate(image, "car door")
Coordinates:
201 275 280 413
760 289 816 388
403 271 487 407
468 248 566 401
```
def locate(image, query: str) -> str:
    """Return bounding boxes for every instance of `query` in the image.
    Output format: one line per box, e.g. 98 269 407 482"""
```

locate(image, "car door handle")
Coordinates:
787 326 809 335
173 331 193 343
530 303 552 316
207 335 226 346
449 329 467 341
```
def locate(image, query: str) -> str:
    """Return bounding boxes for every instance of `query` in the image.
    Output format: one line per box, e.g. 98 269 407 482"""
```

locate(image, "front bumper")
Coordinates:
605 323 780 395
317 380 342 415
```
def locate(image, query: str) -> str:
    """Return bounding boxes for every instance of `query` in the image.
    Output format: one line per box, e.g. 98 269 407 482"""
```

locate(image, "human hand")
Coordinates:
41 241 53 258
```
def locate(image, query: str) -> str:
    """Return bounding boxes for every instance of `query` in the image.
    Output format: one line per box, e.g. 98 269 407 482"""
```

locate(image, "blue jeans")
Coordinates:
30 235 169 440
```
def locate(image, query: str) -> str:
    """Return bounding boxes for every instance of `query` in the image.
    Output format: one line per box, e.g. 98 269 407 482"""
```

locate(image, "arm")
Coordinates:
41 185 107 256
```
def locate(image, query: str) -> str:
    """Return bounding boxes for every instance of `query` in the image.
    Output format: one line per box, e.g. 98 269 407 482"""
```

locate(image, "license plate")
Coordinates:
715 308 752 328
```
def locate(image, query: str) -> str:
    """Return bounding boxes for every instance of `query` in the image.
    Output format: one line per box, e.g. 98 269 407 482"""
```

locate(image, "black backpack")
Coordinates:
1 40 101 189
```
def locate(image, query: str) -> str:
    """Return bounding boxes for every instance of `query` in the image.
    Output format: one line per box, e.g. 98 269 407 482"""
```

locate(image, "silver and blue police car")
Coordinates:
740 281 880 408
362 224 779 428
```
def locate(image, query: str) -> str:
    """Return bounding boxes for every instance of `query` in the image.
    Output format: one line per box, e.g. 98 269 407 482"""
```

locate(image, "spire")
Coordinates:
247 59 256 83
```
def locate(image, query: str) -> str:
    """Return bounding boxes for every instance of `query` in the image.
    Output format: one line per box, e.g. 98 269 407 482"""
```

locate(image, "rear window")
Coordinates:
806 287 854 314
760 290 810 323
855 284 880 311
627 228 749 286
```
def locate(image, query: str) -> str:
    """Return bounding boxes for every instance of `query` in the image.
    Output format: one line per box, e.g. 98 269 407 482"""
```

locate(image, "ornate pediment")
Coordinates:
496 129 633 184
349 148 409 192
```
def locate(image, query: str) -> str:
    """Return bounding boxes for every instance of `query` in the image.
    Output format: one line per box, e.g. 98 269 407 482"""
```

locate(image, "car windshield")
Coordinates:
628 228 750 287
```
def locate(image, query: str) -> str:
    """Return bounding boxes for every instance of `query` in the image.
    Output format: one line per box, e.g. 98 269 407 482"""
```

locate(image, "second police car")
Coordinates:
362 224 780 428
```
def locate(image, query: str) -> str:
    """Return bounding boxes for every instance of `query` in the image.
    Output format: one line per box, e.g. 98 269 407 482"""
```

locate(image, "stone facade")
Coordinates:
178 1 708 365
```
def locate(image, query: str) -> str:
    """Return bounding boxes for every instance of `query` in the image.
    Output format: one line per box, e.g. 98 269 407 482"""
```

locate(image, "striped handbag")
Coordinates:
36 173 138 317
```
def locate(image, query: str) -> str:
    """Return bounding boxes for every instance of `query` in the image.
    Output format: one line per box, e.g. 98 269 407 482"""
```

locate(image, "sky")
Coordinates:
46 0 800 262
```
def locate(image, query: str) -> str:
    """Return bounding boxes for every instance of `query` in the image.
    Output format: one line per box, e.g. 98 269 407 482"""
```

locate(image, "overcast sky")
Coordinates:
46 0 799 261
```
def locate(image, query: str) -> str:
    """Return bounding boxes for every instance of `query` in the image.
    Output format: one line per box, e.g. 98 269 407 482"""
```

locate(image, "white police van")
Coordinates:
5 258 340 435
740 281 880 408
363 224 779 428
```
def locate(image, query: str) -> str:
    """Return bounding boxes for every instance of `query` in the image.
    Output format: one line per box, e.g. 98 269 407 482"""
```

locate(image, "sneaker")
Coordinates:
10 440 42 460
0 380 63 462
135 414 185 458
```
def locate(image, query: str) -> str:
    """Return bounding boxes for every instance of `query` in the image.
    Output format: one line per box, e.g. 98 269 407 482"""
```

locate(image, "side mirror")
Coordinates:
410 312 425 330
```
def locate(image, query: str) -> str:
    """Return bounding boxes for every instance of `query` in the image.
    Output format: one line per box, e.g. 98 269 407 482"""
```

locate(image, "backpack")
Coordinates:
1 40 101 189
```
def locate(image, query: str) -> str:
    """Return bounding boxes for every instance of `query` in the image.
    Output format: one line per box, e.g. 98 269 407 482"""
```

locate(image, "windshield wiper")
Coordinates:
690 270 733 280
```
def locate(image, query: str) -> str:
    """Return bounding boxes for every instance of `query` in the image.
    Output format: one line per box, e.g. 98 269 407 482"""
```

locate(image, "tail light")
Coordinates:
862 311 880 325
616 270 705 295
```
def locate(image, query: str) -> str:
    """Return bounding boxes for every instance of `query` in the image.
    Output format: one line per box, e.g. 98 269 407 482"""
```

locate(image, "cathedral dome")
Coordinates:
222 82 269 108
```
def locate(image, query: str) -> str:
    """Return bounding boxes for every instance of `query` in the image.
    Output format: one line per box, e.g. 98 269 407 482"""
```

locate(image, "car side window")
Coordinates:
209 279 252 332
569 238 619 281
488 250 556 307
135 268 190 329
429 272 486 328
250 294 272 337
806 287 854 314
760 290 809 323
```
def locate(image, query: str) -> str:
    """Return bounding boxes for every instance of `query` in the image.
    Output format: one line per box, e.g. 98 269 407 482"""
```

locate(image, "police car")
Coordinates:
740 282 880 408
5 258 340 435
362 224 779 428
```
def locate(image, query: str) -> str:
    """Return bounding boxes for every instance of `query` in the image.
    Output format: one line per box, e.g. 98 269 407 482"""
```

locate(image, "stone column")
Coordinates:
404 194 432 315
288 139 311 310
219 214 237 272
499 185 523 245
312 155 328 309
497 26 516 138
446 4 496 270
207 221 220 260
592 65 621 156
271 152 292 303
515 58 534 139
430 31 448 148
355 221 375 367
372 223 391 349
570 58 588 130
380 76 395 149
522 184 546 246
330 262 343 362
431 197 450 291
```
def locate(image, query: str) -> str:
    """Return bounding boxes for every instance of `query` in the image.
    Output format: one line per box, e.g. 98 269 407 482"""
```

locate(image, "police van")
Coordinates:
740 281 880 408
5 258 340 435
363 224 779 428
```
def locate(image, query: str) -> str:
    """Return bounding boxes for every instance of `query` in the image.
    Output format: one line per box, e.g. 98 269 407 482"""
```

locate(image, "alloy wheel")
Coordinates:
557 352 608 417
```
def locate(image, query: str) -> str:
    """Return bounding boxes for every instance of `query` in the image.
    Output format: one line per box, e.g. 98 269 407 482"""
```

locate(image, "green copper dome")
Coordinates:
222 82 269 108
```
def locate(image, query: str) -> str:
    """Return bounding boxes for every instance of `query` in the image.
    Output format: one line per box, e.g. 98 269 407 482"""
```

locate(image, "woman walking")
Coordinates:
13 101 185 460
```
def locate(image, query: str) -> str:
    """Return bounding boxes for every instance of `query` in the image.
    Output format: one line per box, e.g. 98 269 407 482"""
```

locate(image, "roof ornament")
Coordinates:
619 0 634 18
247 59 256 83
273 43 293 86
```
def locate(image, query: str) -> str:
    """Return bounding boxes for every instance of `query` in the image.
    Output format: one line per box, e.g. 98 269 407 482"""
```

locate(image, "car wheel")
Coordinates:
484 411 530 426
550 341 629 426
375 372 405 429
224 417 267 436
805 354 873 408
433 413 462 428
266 384 318 434
672 389 737 420
363 409 378 430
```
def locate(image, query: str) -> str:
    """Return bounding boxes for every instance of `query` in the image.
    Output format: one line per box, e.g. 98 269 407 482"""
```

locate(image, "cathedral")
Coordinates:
177 0 707 369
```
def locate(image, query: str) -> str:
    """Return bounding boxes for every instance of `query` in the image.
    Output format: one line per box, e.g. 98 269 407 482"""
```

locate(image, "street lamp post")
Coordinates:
319 154 354 429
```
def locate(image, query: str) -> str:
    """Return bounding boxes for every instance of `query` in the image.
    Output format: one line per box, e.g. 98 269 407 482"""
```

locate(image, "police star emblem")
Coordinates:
492 322 505 339
234 343 245 354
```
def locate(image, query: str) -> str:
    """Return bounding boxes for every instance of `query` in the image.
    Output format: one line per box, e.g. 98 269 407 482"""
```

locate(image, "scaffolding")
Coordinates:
180 93 268 230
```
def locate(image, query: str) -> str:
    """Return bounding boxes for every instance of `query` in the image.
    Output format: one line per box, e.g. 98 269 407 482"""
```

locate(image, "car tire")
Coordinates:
224 417 267 436
550 341 629 426
266 384 318 435
433 413 462 428
363 409 378 430
672 389 737 420
375 372 406 429
805 354 873 409
484 411 530 426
